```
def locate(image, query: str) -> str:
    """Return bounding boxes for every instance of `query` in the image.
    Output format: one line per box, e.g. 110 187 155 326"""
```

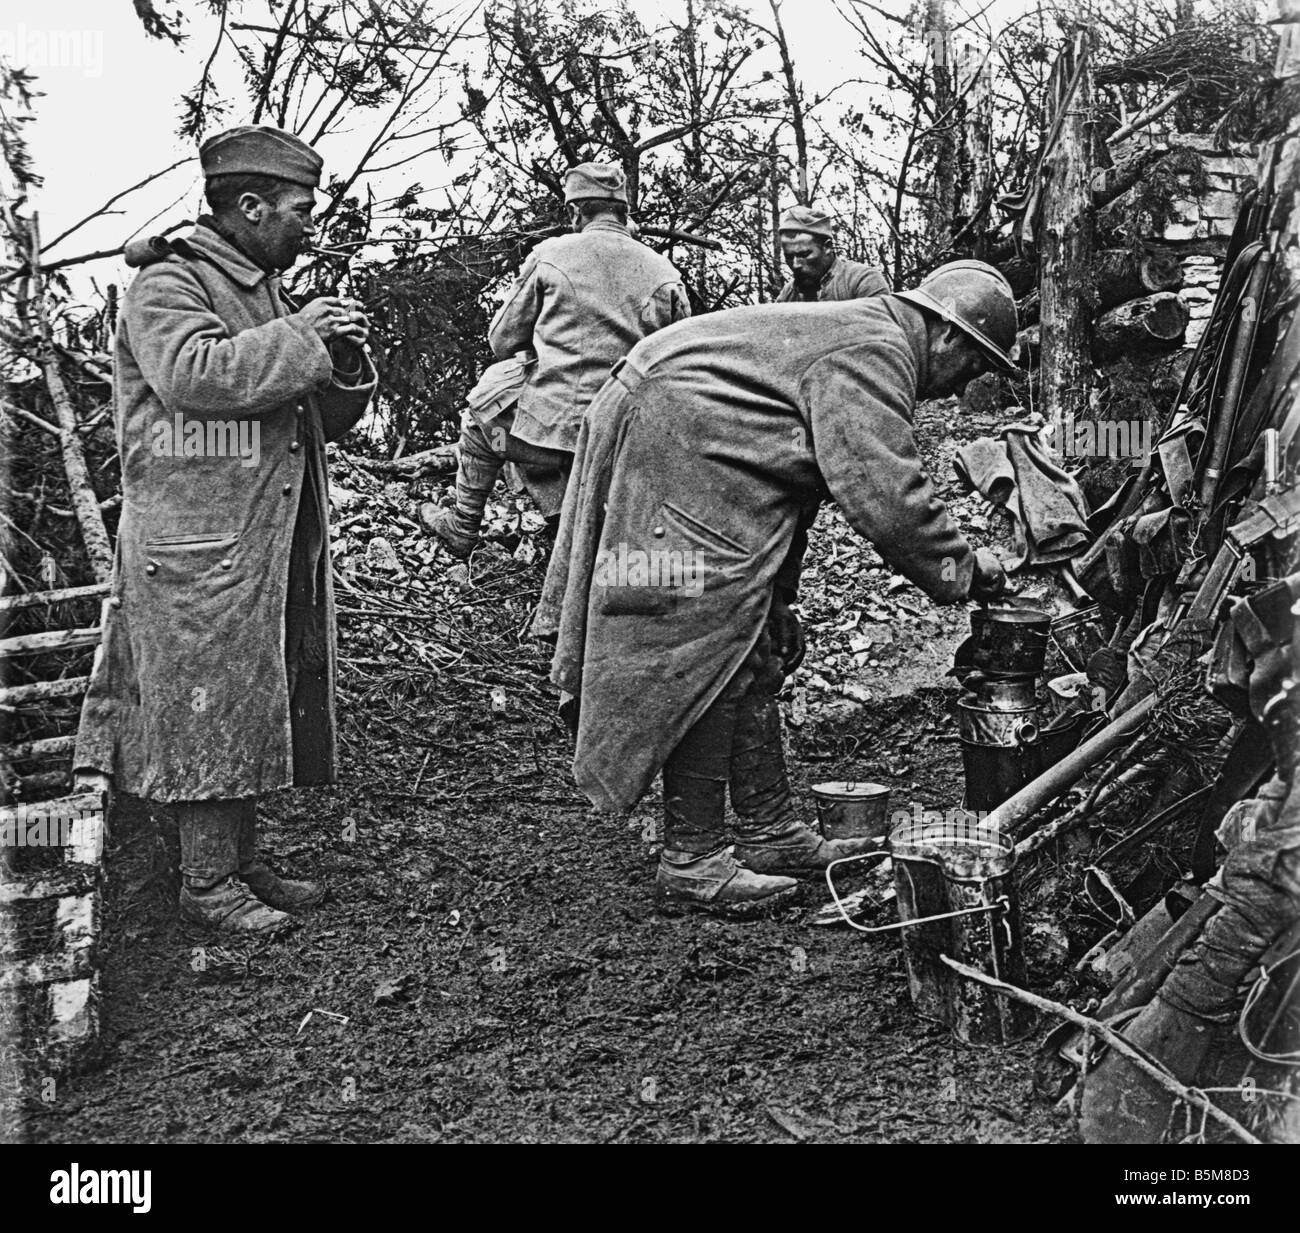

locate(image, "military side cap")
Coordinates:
199 125 323 188
778 204 835 238
563 162 628 204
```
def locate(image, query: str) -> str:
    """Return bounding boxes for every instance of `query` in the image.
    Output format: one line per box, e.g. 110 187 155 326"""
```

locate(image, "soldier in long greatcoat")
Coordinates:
535 262 1016 916
74 126 376 932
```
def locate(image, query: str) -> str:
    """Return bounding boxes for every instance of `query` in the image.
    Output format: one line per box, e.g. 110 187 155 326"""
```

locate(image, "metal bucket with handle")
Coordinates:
825 814 1036 1045
812 781 892 841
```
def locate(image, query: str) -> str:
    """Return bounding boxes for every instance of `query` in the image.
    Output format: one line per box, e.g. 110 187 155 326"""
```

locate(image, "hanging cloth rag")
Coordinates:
954 420 1092 569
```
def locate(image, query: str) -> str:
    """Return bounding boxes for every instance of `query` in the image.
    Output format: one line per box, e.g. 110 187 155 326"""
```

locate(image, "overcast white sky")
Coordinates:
3 0 1048 294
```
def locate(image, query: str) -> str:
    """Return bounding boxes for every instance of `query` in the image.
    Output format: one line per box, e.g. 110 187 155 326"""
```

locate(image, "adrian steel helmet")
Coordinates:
896 260 1018 373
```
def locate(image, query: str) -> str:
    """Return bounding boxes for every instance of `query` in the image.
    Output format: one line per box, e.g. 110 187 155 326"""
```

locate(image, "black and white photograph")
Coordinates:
0 0 1297 1183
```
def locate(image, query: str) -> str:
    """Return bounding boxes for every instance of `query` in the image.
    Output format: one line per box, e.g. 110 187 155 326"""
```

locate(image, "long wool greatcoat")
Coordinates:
488 218 689 453
534 296 976 813
74 224 375 802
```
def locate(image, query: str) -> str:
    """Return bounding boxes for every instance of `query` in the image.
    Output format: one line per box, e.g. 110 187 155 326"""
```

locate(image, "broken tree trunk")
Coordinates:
958 40 995 260
12 214 113 582
1039 31 1095 444
35 367 113 584
1093 292 1190 361
924 0 959 244
1092 247 1184 309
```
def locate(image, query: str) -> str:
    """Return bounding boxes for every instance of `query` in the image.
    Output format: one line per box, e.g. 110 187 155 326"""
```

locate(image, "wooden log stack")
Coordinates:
1008 241 1190 426
998 119 1256 437
1018 246 1184 327
1012 207 1208 427
1093 291 1190 361
1092 247 1184 309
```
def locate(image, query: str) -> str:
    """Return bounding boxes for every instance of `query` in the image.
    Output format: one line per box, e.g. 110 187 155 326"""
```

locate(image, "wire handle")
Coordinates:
1238 945 1300 1064
823 851 1010 935
848 894 1011 936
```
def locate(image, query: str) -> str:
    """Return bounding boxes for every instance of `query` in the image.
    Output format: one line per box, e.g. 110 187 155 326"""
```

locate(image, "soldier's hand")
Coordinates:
970 547 1007 603
298 296 363 345
770 591 806 675
333 298 371 347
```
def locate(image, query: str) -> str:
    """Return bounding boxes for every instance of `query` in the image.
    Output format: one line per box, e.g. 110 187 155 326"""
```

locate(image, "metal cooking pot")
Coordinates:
812 781 892 841
969 607 1051 676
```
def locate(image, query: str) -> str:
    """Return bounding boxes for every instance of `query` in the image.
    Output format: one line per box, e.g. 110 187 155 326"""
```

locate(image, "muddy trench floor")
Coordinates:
5 682 1078 1144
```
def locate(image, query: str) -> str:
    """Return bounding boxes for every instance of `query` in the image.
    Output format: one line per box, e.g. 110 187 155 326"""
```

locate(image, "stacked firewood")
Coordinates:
993 129 1265 453
1015 241 1185 350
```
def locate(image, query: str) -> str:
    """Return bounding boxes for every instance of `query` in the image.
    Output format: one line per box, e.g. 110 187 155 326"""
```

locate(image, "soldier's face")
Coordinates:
781 233 833 286
246 186 317 269
927 328 992 398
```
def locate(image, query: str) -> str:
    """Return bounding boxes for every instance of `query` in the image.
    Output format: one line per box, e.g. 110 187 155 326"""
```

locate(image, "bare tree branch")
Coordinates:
42 157 194 252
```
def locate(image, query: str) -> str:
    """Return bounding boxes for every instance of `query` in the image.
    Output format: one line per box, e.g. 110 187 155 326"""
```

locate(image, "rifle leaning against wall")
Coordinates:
1075 147 1281 619
993 148 1295 845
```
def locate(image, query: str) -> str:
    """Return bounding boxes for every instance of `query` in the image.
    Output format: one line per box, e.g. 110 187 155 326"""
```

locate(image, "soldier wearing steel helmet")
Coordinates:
775 204 890 303
534 260 1016 916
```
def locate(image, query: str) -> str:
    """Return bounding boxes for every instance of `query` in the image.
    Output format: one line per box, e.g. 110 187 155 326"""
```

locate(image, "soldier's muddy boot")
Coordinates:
237 799 324 913
419 413 505 558
654 693 797 918
655 845 798 919
180 875 295 933
419 504 479 559
177 800 293 934
730 694 879 876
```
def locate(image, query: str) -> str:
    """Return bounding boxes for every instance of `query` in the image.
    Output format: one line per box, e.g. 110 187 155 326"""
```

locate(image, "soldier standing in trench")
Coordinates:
535 261 1014 916
420 162 690 558
73 126 376 932
775 204 891 303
